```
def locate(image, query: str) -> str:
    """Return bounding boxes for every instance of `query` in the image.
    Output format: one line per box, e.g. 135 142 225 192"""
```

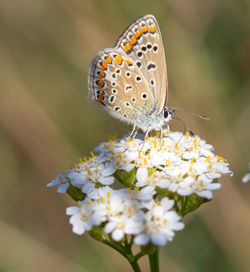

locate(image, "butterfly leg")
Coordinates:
138 128 150 152
131 127 139 140
128 124 136 139
144 129 150 142
128 124 138 140
166 124 170 135
160 128 163 148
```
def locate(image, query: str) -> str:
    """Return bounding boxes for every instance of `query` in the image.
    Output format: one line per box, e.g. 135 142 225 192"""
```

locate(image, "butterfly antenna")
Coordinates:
172 112 194 137
170 107 210 120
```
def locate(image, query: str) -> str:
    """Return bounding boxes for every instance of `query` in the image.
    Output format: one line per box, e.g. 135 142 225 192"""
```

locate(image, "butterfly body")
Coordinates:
88 14 172 134
134 110 171 132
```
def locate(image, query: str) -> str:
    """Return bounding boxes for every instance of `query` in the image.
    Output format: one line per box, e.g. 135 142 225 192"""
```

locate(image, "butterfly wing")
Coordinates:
114 14 168 115
88 48 155 125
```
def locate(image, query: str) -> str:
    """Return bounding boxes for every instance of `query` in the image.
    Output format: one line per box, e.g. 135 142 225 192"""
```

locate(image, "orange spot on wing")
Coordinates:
114 55 123 64
124 59 133 66
129 36 137 45
98 80 104 88
135 30 142 38
123 43 132 52
98 71 105 78
105 57 112 64
149 26 156 33
100 62 107 70
141 26 148 33
97 91 105 104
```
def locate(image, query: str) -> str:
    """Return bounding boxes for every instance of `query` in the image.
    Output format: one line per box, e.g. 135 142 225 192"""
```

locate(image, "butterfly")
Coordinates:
88 14 207 139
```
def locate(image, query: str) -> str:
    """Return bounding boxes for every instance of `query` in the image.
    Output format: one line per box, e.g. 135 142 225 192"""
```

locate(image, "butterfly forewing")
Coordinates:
88 48 154 124
114 14 168 114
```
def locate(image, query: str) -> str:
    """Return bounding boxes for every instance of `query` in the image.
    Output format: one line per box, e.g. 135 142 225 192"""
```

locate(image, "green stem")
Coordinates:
102 239 128 259
134 250 147 261
148 247 160 272
124 235 132 253
102 238 142 272
129 259 142 272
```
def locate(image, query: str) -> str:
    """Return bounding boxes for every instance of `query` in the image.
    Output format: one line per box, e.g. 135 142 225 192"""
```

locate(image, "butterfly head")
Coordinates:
163 107 174 124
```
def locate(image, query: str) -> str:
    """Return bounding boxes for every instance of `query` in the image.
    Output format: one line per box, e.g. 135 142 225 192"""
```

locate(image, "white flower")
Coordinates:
134 198 184 246
46 172 70 193
104 212 144 241
69 162 116 194
89 187 128 220
125 186 156 209
242 163 250 183
48 132 233 201
136 170 170 188
66 200 104 235
190 174 221 199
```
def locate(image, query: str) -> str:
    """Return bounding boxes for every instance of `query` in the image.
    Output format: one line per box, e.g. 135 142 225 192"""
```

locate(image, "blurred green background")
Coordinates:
0 0 250 271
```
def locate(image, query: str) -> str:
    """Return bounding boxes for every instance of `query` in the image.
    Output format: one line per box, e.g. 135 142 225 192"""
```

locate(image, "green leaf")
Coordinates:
89 226 106 242
156 188 180 202
181 194 210 216
114 168 137 188
67 184 85 201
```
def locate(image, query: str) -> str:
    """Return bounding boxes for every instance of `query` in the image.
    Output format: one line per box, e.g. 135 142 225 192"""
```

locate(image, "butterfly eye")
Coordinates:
164 110 168 118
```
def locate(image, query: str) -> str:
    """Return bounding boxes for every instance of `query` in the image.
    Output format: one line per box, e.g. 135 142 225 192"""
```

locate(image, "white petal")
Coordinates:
104 221 116 233
68 172 87 185
166 211 181 221
200 149 214 157
182 151 199 160
157 179 170 188
134 234 149 245
152 206 164 218
85 220 93 231
66 206 79 215
161 228 175 237
151 234 167 246
101 166 116 176
112 229 124 241
206 183 221 190
136 168 148 184
87 189 98 199
72 221 85 235
141 200 154 209
99 176 114 185
121 164 134 172
140 185 155 195
171 221 185 231
242 173 250 183
136 180 147 187
161 198 174 210
168 183 178 192
57 183 69 193
46 178 60 187
207 173 222 179
90 214 104 226
224 170 233 177
124 219 144 235
177 187 193 196
82 183 94 194
197 190 213 199
69 213 81 225
126 151 139 161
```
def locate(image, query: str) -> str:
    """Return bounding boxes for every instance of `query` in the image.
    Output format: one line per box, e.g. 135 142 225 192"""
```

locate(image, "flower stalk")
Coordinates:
149 247 160 272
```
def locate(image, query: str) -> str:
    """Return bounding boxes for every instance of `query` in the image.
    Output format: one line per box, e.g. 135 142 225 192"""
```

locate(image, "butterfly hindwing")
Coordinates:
88 48 154 124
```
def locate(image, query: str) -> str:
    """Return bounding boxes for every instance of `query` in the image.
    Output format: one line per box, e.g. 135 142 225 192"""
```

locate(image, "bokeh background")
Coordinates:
0 0 250 271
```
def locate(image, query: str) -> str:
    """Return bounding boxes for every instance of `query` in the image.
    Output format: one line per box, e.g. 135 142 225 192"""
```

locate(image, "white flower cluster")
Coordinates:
47 131 232 246
66 186 184 246
242 163 250 183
